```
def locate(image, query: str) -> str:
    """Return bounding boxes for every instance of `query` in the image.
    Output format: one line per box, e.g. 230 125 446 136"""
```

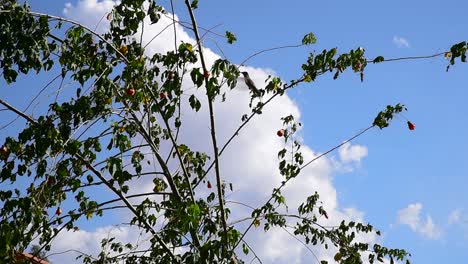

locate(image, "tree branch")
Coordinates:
184 0 229 254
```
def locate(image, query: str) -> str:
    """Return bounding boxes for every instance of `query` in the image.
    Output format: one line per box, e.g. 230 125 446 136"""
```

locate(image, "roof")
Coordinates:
15 252 50 264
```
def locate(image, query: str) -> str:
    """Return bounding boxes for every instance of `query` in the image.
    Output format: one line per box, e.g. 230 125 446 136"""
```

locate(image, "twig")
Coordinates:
184 0 229 254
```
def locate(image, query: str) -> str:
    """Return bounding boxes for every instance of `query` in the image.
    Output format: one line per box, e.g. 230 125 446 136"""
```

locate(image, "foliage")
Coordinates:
0 0 465 263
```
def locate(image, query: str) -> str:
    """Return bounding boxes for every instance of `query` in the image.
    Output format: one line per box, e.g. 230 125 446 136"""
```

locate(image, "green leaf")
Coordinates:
302 32 317 45
373 56 385 63
190 68 204 87
226 31 237 44
242 243 249 255
189 95 201 112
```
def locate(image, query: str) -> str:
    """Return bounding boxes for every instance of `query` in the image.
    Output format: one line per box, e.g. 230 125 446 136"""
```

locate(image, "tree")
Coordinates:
29 244 50 263
0 0 466 263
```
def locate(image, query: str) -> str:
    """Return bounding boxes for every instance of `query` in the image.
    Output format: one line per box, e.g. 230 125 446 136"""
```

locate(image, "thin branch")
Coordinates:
170 0 178 53
366 52 445 63
241 238 263 264
46 249 96 260
239 44 304 68
301 125 373 170
0 99 35 123
282 226 320 263
184 0 229 253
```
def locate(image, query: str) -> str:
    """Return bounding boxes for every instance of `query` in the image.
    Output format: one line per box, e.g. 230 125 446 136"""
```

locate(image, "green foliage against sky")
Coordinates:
1 0 467 263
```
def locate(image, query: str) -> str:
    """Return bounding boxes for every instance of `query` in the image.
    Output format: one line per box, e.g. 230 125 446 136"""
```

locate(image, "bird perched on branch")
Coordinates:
241 71 263 97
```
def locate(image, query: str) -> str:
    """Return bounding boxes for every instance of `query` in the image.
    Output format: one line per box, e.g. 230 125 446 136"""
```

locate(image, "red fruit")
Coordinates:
160 92 168 100
56 207 62 216
126 88 136 96
0 145 9 160
277 129 285 137
407 121 416 131
207 181 212 189
47 177 56 186
203 71 210 79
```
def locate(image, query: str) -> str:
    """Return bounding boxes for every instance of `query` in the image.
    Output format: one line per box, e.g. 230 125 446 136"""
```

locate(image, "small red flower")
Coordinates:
160 92 168 100
277 129 285 137
126 88 136 96
407 121 416 131
207 181 212 189
56 207 62 216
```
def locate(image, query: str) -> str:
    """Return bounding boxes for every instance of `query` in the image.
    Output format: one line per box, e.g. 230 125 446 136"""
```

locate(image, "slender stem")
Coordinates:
184 0 229 254
367 52 445 63
301 125 373 170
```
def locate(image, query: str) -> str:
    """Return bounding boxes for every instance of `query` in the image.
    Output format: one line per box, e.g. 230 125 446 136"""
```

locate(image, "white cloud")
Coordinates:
392 36 410 48
397 203 441 239
54 1 384 262
448 209 462 225
338 142 368 164
63 0 116 33
398 203 422 230
46 225 146 263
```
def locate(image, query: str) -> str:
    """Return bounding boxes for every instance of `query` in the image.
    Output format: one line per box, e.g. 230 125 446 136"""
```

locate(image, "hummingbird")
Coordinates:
241 71 262 97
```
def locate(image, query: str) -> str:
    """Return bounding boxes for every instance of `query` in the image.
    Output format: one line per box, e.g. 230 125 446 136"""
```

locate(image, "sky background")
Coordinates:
1 0 468 263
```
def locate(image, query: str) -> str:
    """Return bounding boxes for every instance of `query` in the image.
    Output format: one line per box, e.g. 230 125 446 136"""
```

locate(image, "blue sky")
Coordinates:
2 0 468 263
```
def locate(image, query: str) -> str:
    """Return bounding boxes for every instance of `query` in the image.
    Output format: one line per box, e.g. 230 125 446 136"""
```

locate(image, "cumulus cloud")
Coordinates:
45 225 146 263
392 36 410 48
397 203 442 240
54 1 380 262
63 0 116 33
448 209 462 225
338 142 368 164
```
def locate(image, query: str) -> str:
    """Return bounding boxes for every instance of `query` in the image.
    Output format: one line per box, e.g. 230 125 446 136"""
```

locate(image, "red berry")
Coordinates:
207 181 212 189
277 129 285 137
407 121 416 131
126 88 136 96
47 177 56 186
160 92 167 100
56 207 62 216
0 145 9 160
